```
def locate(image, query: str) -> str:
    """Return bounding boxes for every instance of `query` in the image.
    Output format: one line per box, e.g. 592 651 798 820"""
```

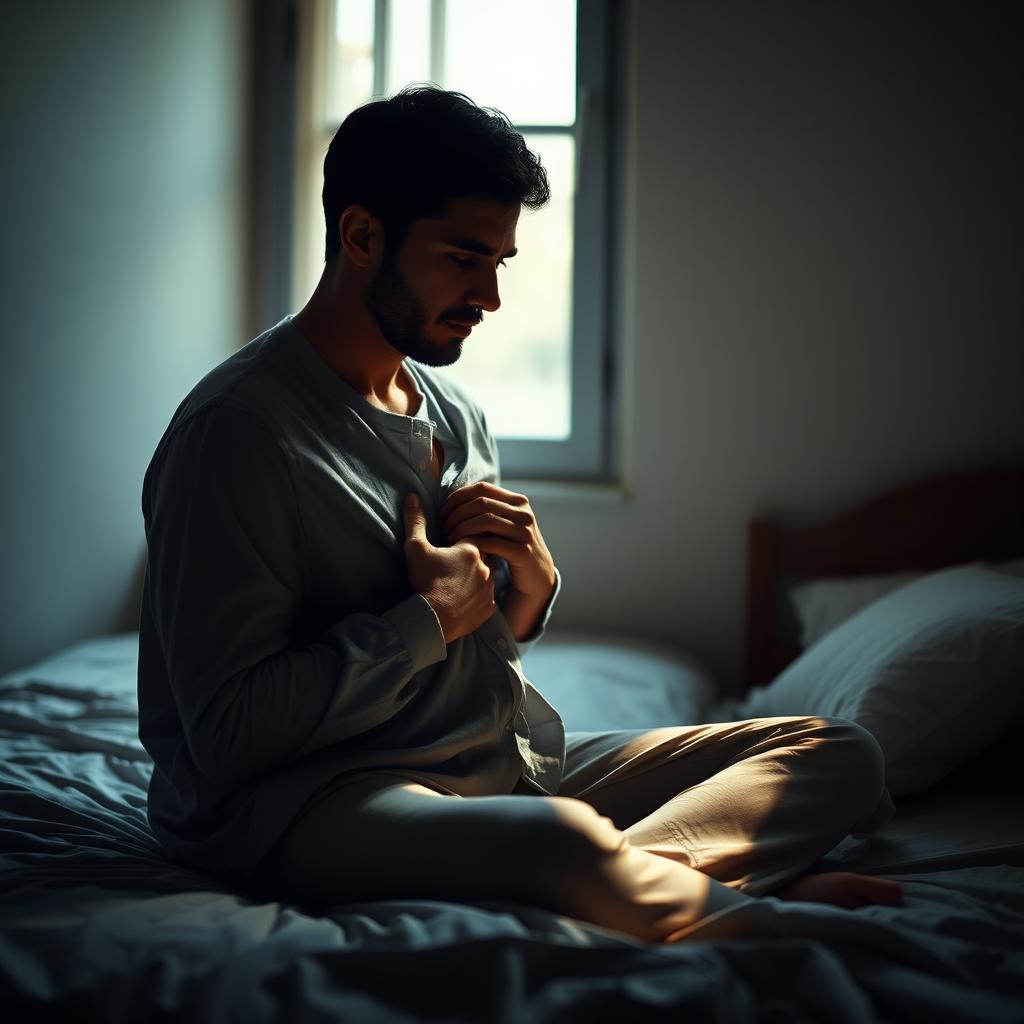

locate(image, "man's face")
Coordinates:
363 195 520 367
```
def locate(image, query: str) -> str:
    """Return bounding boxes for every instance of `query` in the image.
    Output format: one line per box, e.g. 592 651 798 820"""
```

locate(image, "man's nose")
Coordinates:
467 268 501 314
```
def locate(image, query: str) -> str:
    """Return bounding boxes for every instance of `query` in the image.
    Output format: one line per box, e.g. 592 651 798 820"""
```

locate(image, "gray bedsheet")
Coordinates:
1 635 1023 1022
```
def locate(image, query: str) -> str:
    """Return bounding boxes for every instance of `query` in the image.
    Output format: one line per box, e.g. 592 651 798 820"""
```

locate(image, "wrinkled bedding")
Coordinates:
1 635 1023 1022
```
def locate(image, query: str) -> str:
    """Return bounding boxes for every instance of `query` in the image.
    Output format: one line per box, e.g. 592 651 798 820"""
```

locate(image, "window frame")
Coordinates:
273 0 621 482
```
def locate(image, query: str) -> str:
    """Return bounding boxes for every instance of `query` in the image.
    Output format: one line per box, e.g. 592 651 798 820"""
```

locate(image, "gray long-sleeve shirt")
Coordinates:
137 315 564 885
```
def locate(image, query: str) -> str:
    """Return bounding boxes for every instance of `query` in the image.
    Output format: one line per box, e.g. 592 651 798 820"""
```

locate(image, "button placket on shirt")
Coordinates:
411 419 432 473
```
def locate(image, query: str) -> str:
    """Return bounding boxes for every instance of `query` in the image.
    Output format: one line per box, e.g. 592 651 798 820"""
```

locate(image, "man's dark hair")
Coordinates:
322 84 551 263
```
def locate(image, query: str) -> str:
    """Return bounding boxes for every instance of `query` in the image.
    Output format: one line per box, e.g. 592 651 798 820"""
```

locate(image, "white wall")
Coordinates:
528 1 1024 693
0 1 249 673
3 1 1021 696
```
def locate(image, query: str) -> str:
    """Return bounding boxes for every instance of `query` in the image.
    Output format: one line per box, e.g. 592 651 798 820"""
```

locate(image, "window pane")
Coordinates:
443 133 574 440
327 0 376 125
444 0 576 125
304 135 329 283
386 0 432 95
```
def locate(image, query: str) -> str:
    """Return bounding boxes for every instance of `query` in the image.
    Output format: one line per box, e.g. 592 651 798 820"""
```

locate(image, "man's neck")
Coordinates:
292 292 413 414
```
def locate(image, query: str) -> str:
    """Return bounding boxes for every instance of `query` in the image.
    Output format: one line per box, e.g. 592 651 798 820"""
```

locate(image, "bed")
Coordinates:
2 467 1024 1022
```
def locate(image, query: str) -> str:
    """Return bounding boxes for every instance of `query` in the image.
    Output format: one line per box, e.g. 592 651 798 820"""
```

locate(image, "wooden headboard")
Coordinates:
743 466 1024 692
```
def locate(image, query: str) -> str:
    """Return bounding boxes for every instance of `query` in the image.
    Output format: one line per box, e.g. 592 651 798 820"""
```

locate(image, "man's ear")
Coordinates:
338 205 381 269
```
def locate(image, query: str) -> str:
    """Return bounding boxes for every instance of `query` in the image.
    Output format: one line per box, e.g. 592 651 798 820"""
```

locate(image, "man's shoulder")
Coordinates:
147 324 291 471
179 323 286 419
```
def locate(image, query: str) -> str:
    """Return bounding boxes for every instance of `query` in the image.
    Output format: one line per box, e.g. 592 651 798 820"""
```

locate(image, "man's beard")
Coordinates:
364 257 463 368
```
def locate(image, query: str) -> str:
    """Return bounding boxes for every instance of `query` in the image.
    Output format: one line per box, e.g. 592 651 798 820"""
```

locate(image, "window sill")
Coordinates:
503 479 631 503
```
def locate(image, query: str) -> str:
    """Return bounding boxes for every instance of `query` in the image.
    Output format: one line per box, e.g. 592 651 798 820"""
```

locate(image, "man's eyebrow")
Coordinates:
442 237 517 259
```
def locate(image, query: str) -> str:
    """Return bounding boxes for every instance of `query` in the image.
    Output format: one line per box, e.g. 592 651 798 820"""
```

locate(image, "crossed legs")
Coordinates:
254 716 896 943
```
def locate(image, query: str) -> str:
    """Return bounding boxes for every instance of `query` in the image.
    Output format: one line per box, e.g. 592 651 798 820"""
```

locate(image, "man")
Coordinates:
138 85 901 944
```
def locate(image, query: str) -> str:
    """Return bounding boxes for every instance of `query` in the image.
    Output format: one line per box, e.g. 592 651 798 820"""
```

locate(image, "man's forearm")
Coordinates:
499 574 557 642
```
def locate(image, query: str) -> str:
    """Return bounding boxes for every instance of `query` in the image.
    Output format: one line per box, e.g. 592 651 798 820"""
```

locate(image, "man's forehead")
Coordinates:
424 196 520 239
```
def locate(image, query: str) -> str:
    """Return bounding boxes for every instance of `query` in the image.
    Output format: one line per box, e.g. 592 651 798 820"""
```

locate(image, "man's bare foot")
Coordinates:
775 871 904 909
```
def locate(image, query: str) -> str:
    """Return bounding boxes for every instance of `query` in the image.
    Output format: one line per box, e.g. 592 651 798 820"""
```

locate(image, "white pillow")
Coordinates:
738 564 1024 797
790 570 923 647
521 630 716 732
790 556 1024 647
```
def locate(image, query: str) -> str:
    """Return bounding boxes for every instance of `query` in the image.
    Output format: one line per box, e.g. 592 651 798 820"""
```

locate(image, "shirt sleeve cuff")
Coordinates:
383 594 448 673
514 567 562 660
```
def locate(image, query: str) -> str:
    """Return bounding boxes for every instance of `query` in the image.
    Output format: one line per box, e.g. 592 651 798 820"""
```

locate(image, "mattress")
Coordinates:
2 632 1023 1022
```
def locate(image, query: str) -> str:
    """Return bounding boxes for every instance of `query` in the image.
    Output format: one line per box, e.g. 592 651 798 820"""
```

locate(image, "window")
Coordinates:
288 0 620 480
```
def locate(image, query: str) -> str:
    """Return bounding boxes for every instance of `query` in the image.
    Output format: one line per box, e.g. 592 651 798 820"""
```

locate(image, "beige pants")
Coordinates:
255 716 893 943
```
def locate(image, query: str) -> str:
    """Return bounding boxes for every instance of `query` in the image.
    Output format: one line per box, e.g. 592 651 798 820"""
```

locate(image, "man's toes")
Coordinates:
865 877 904 906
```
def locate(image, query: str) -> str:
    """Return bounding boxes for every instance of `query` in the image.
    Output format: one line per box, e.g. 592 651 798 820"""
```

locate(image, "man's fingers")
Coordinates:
448 514 530 546
460 534 518 565
403 493 429 546
440 481 528 518
445 496 532 531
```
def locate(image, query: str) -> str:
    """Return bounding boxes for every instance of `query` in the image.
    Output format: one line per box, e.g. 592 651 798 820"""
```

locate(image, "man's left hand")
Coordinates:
440 482 557 599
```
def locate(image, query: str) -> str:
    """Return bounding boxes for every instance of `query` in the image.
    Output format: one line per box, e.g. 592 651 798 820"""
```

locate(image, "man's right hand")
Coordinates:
403 492 498 644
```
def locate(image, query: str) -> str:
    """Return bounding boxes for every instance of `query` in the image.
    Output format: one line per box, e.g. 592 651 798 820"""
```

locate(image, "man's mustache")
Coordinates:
442 310 484 325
